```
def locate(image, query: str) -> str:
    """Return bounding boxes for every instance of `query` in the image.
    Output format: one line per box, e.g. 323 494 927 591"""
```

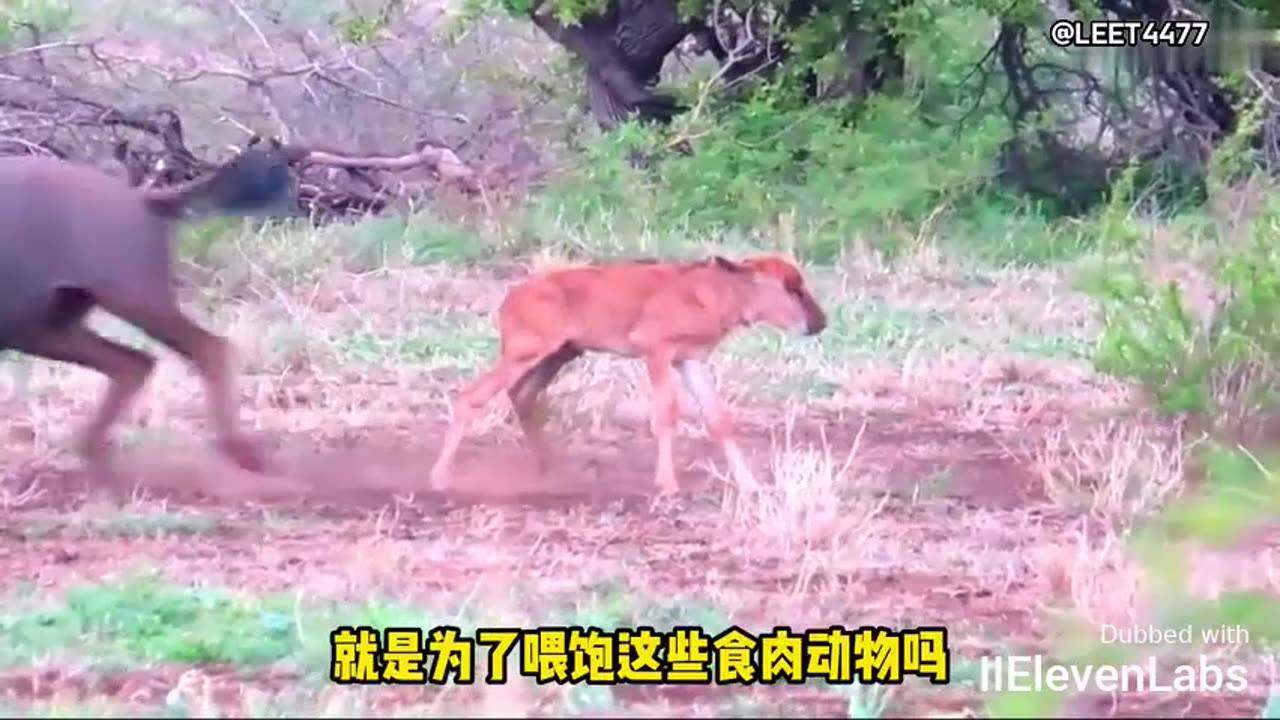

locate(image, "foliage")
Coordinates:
508 0 1016 261
1085 223 1280 430
1064 97 1280 713
519 92 1010 261
333 0 403 46
1083 100 1280 436
985 440 1280 718
0 0 75 46
454 0 1042 105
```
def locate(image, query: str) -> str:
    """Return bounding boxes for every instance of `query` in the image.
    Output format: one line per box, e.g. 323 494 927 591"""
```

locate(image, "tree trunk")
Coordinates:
530 0 691 129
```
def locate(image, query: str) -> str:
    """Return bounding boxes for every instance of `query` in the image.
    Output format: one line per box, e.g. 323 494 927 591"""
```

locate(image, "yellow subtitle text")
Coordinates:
329 624 950 686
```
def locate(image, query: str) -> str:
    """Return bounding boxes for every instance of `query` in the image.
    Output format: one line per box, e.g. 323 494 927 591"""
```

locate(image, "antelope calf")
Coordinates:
0 142 294 488
429 255 827 495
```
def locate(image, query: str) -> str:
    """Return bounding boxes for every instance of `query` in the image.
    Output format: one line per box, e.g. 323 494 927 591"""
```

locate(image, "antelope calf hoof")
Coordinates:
218 435 269 473
530 454 557 478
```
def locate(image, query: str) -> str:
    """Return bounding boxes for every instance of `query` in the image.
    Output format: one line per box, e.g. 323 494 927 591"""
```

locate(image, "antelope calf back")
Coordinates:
0 143 294 489
430 254 827 494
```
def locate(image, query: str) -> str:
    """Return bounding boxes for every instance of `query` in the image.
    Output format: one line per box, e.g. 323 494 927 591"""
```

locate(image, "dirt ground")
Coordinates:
2 394 1275 717
1 264 1276 717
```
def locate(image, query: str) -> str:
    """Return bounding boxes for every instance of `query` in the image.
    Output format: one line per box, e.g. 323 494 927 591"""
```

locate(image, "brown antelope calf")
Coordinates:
0 142 294 488
429 255 828 495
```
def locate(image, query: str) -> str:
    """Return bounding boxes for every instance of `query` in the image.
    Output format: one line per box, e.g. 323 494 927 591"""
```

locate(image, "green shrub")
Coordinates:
1083 204 1280 436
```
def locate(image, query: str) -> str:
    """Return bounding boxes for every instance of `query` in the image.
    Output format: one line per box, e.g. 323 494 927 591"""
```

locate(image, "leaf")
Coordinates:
1215 591 1280 644
985 688 1064 718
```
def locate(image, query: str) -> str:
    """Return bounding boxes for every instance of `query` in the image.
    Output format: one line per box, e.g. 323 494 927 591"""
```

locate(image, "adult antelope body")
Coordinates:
429 255 828 495
0 142 294 487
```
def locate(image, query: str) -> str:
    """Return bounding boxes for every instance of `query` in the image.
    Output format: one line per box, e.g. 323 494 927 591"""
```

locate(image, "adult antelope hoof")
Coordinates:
80 444 123 493
530 451 558 479
76 438 133 503
218 434 269 473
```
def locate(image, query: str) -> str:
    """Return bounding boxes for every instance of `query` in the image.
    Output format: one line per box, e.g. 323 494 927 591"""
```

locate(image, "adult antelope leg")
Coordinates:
13 322 155 494
102 294 264 472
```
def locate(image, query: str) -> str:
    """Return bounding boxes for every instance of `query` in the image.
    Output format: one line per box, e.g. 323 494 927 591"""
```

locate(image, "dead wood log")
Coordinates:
1 91 481 221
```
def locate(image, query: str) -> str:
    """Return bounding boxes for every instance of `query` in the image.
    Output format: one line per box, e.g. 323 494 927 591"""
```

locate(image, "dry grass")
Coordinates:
1032 416 1190 523
2 230 1278 718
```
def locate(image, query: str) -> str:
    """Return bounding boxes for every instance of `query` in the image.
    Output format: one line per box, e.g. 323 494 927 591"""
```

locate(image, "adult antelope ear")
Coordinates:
711 255 749 273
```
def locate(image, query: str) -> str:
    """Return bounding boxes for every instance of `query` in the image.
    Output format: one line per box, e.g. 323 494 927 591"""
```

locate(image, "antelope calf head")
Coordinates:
714 255 827 337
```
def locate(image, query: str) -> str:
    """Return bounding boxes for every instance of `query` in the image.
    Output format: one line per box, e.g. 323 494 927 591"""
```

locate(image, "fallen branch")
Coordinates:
291 141 477 190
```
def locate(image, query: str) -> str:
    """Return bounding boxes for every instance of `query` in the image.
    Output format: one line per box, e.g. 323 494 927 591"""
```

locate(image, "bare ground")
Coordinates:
1 266 1276 717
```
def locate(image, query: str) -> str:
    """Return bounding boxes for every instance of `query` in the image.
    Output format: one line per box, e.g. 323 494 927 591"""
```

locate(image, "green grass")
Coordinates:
0 573 441 672
284 281 1095 405
5 3 1280 718
1 576 305 669
337 316 499 372
18 505 224 540
0 574 811 718
0 573 746 673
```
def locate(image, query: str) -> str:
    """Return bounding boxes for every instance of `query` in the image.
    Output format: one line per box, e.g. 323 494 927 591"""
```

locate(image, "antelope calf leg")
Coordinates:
511 395 555 473
676 360 760 492
430 357 539 490
710 417 760 492
644 357 682 496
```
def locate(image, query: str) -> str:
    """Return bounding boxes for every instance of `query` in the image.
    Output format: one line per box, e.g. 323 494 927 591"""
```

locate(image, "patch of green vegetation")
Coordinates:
0 0 76 42
336 315 498 371
1 575 297 668
0 572 810 717
986 442 1280 718
1007 333 1087 360
719 298 951 365
749 374 843 401
19 505 222 540
343 211 489 271
944 194 1099 267
0 573 437 672
0 573 744 674
516 93 1011 264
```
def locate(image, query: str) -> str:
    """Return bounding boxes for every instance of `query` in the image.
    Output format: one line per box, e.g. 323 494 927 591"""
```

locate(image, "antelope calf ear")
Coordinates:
751 272 789 295
711 256 749 273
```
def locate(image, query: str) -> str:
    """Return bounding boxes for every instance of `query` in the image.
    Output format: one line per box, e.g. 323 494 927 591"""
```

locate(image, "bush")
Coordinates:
988 441 1280 718
521 93 1010 262
1083 192 1280 439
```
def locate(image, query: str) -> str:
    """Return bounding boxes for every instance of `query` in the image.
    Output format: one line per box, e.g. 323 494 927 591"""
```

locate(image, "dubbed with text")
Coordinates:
981 654 1248 693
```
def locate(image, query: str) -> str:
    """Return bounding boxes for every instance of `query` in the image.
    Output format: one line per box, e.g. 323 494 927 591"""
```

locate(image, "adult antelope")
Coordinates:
0 141 294 487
